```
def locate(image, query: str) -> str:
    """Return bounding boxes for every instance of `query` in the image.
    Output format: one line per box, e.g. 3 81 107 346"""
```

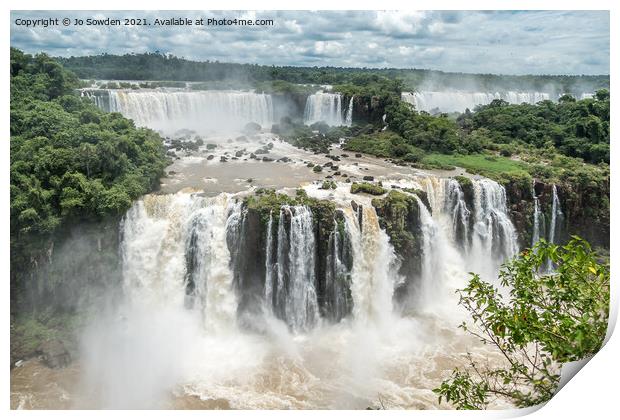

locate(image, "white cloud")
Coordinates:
9 10 610 75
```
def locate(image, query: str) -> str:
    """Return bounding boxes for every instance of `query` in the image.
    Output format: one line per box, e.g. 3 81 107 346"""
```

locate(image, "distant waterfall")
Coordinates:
303 91 344 126
402 91 551 113
82 89 274 133
344 96 354 127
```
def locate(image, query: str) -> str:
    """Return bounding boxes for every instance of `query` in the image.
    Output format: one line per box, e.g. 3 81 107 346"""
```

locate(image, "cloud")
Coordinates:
9 10 609 75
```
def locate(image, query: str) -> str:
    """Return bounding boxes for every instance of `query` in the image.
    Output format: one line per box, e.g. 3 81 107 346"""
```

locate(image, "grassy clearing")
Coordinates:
422 153 530 178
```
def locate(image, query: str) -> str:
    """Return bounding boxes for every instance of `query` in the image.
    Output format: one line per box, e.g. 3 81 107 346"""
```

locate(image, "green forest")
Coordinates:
10 47 168 284
59 52 609 93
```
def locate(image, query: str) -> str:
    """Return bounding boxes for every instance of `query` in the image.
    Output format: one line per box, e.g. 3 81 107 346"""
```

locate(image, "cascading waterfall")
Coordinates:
82 89 274 133
344 96 354 127
402 91 551 113
343 205 397 325
93 174 530 408
545 185 564 272
444 179 471 249
471 179 519 264
303 91 344 126
531 182 543 247
323 216 353 322
420 177 518 281
265 205 320 332
548 184 563 246
121 193 238 331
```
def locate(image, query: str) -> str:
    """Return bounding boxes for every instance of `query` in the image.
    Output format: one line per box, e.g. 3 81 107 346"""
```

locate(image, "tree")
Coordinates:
433 237 610 409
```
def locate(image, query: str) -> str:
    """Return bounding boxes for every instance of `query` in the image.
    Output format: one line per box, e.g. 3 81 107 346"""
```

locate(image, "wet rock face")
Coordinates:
504 178 609 249
372 191 423 307
38 339 71 369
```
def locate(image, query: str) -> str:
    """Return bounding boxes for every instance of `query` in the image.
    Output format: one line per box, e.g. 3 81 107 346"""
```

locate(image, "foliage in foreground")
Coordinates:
434 238 610 409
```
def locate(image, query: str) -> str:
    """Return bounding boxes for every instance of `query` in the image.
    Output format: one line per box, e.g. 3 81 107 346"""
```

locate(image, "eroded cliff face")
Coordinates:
371 190 424 309
504 178 609 249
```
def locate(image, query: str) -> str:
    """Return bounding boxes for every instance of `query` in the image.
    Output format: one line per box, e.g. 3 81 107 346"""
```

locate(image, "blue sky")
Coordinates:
10 10 610 75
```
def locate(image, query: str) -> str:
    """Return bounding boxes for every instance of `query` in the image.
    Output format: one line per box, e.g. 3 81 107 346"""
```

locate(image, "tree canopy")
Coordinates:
10 48 168 256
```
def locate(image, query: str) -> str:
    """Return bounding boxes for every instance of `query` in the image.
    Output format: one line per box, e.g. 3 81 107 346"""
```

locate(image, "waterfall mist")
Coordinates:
70 173 527 409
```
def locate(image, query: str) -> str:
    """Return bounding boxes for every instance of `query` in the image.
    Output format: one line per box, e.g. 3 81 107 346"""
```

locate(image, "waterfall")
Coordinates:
344 96 354 127
83 89 274 133
118 177 519 334
531 182 542 247
343 205 397 325
266 205 319 332
264 211 275 310
444 179 471 249
303 91 344 126
548 184 563 246
121 193 237 331
324 217 353 322
470 179 519 268
402 91 551 113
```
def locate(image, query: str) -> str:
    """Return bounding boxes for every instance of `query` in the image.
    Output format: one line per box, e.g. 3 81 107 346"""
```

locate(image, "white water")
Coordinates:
82 89 274 133
344 96 354 127
402 91 551 113
79 173 522 409
532 182 542 247
343 205 397 326
303 91 345 126
548 184 563 246
276 205 319 332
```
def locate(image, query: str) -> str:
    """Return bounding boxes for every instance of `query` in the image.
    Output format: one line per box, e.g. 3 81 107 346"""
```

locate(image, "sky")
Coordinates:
10 10 610 75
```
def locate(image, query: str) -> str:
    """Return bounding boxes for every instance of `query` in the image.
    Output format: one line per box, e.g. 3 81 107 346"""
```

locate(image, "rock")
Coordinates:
324 162 333 168
235 150 244 158
363 175 375 181
38 339 70 369
207 155 215 160
355 153 362 158
220 156 228 163
351 200 358 212
341 154 349 158
243 122 262 135
168 171 177 176
250 153 257 159
262 156 274 162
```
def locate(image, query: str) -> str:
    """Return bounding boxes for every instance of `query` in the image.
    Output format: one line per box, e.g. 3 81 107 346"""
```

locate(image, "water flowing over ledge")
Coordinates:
304 91 350 126
401 91 584 113
81 89 274 133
